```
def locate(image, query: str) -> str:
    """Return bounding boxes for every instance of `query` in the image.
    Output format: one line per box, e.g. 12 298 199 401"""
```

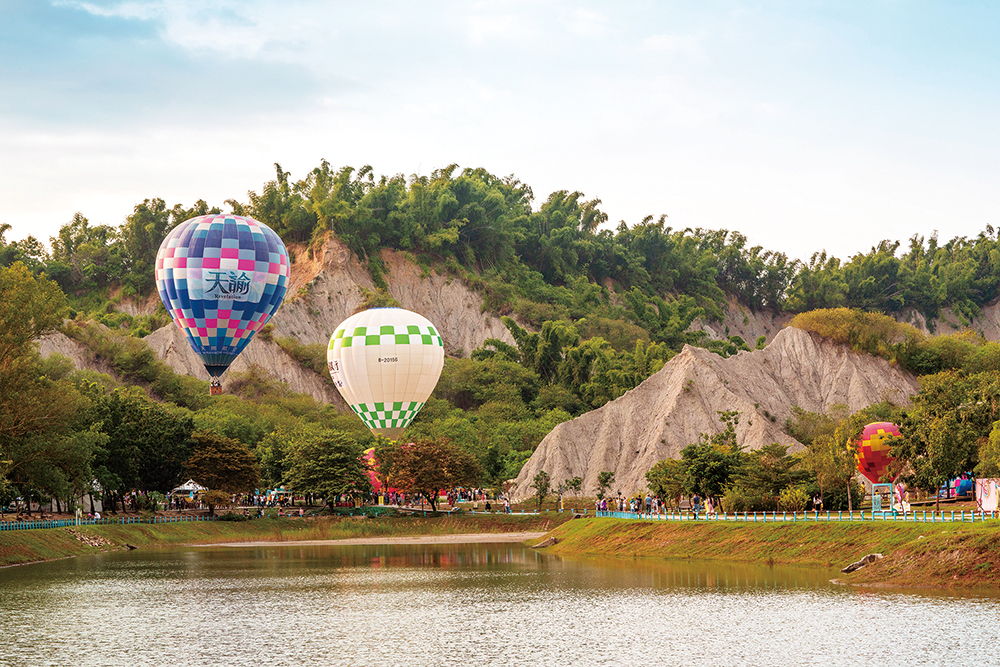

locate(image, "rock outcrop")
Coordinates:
692 295 792 347
38 331 115 375
143 324 345 406
511 327 920 499
265 237 516 357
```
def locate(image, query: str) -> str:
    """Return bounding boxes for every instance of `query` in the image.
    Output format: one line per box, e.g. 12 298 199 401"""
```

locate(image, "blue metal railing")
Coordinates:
592 508 999 523
0 514 219 531
5 506 994 531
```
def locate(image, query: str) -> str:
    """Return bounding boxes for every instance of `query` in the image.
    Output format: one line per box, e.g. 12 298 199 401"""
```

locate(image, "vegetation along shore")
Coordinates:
3 511 997 591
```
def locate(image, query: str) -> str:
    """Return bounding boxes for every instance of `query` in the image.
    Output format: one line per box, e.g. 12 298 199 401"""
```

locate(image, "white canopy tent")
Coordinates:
171 480 206 495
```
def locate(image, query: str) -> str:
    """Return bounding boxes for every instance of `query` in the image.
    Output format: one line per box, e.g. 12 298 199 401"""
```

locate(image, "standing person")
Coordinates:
691 492 701 520
705 496 715 517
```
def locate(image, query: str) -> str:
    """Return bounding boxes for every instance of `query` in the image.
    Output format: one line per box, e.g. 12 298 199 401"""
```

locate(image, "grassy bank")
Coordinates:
5 513 996 590
0 513 568 567
542 518 1000 589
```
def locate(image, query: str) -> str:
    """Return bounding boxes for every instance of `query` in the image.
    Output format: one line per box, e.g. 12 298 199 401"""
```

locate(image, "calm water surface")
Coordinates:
0 541 996 666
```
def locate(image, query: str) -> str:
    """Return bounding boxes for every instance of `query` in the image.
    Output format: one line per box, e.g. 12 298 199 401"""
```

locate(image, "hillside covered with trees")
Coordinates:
3 162 1000 515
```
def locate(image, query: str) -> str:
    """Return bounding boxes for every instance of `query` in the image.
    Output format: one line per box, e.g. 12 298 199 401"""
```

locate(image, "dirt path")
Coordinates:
199 531 548 548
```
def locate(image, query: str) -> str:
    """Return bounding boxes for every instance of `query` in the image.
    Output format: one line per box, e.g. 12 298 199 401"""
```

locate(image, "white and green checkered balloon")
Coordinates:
327 308 445 439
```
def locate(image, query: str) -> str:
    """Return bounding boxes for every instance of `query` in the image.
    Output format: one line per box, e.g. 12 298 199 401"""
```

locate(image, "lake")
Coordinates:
0 541 996 666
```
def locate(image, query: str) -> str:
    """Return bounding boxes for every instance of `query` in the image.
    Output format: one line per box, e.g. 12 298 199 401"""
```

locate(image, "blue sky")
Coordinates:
2 1 998 262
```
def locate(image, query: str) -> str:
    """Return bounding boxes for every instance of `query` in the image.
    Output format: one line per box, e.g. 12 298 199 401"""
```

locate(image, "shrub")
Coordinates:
720 488 778 513
274 336 331 378
790 308 923 361
357 286 401 310
778 486 809 512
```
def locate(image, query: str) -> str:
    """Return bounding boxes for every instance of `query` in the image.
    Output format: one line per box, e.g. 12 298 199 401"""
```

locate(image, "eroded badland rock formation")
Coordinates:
511 326 920 499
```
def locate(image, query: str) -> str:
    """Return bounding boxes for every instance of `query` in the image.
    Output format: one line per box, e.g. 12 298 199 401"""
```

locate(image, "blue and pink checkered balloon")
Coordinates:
155 214 289 381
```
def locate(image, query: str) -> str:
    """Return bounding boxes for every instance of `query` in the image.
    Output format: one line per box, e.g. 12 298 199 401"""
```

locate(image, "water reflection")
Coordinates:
0 542 996 667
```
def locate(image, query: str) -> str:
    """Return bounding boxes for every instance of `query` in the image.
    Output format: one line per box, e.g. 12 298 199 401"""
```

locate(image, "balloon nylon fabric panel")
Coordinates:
155 214 289 377
328 308 444 437
856 422 900 483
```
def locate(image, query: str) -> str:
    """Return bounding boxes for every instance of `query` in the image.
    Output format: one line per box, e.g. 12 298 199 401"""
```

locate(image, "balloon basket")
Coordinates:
209 384 223 396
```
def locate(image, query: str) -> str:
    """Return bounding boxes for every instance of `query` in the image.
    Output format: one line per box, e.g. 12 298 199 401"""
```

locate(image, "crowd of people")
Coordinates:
595 493 719 519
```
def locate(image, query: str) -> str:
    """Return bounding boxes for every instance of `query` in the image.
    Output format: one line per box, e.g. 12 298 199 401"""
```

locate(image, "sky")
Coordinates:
1 0 998 263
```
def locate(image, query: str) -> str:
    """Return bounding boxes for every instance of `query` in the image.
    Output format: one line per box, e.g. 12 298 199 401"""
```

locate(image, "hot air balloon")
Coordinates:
855 422 900 483
155 214 290 394
327 308 445 439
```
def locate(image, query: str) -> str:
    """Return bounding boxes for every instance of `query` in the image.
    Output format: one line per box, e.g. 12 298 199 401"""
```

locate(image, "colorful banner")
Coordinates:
975 478 999 512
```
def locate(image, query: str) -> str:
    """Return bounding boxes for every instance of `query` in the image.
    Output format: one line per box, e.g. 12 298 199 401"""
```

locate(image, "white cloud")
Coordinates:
642 33 703 57
464 10 531 46
61 0 325 61
751 101 785 118
566 8 609 38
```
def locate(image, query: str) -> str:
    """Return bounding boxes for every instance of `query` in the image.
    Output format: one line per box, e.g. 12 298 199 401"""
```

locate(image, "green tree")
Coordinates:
88 386 196 511
730 443 808 499
679 411 744 498
596 470 615 500
645 458 687 507
896 372 998 508
530 470 551 509
184 431 261 514
0 263 93 510
789 404 850 506
563 475 583 498
977 423 1000 477
283 430 371 506
376 439 481 512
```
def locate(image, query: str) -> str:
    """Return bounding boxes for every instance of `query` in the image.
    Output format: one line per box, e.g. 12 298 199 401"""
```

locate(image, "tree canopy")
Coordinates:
375 438 481 512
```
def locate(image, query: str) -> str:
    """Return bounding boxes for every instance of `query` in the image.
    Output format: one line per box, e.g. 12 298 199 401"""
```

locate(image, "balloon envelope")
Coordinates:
856 422 900 483
327 308 445 439
155 214 289 379
362 447 398 493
